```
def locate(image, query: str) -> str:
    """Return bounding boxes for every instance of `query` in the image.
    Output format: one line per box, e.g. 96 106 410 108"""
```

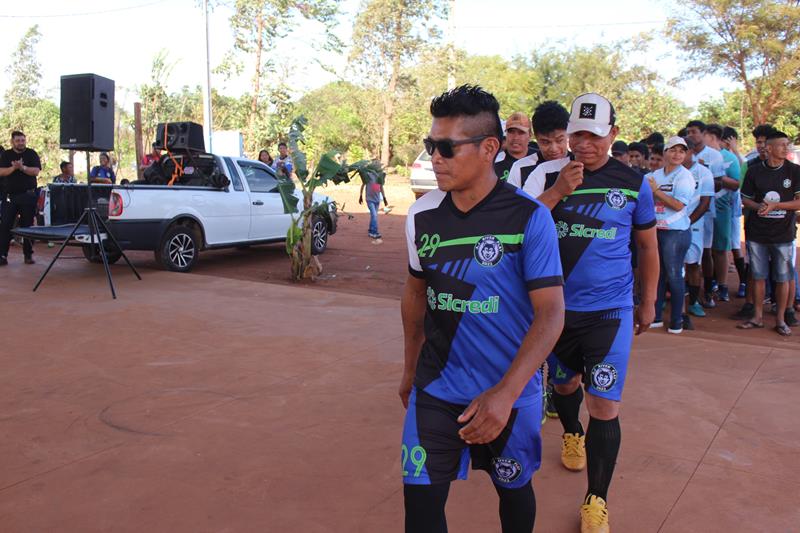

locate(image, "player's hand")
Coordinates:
635 301 655 335
758 201 777 216
358 196 363 205
553 161 584 198
457 386 515 444
647 175 658 192
11 160 22 169
398 372 414 409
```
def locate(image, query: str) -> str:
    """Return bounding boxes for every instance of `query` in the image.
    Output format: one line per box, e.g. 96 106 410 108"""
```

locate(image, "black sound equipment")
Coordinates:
59 74 115 151
154 121 205 152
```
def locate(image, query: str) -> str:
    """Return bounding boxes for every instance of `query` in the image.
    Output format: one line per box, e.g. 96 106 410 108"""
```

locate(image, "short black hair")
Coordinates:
531 100 569 136
430 84 503 142
722 126 738 140
60 161 70 171
676 128 688 138
611 140 628 155
628 141 649 158
686 120 706 131
650 143 664 156
278 142 288 148
705 123 723 139
644 132 664 146
752 124 775 139
11 130 24 139
766 130 789 141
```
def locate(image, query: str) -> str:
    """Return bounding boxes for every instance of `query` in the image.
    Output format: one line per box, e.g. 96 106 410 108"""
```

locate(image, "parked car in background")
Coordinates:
410 151 436 199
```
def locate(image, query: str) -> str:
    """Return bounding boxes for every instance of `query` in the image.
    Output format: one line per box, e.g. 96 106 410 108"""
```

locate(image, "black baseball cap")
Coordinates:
611 140 628 156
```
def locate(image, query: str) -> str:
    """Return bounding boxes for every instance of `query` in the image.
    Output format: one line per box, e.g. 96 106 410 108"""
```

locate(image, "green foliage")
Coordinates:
666 0 800 125
4 25 42 104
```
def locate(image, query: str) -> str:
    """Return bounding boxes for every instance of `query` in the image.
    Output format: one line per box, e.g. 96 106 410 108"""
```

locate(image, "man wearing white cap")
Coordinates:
517 93 658 533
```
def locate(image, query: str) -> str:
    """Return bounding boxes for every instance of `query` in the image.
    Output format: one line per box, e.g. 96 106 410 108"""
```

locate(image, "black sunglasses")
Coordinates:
423 135 490 158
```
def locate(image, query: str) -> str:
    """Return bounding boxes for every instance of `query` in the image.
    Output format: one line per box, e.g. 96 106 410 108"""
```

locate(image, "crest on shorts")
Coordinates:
591 363 618 392
474 235 503 267
492 457 522 483
783 178 791 189
605 189 627 210
556 221 569 239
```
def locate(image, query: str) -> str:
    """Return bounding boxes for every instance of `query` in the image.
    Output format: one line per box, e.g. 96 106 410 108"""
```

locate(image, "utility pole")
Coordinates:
447 0 456 90
202 0 214 152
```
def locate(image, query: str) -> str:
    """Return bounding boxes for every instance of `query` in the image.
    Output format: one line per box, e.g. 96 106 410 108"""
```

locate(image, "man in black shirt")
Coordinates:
0 131 41 265
738 131 800 336
494 112 534 181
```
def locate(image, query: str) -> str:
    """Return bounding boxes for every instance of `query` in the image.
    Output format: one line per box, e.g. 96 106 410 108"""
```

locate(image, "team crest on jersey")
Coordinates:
492 457 522 483
605 189 627 210
556 221 570 239
474 235 503 267
783 178 791 189
591 363 618 392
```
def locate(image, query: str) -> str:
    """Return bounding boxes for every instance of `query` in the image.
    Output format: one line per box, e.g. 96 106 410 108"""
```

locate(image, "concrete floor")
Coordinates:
0 250 798 532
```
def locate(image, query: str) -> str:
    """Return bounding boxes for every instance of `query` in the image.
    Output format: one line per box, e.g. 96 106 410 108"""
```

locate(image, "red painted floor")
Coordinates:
0 227 798 532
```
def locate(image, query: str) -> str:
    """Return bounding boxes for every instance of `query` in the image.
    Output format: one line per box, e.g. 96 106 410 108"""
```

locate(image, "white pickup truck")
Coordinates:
30 155 336 272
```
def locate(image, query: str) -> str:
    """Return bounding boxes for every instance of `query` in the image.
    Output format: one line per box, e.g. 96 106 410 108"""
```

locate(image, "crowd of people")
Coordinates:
494 106 800 338
400 85 799 533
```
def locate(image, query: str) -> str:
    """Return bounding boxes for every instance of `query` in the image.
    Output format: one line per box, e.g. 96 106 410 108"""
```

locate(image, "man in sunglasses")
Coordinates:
518 93 658 533
494 112 535 182
399 85 565 533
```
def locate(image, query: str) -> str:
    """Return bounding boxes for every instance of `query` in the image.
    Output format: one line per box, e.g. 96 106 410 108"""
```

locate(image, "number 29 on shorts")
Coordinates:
401 444 427 477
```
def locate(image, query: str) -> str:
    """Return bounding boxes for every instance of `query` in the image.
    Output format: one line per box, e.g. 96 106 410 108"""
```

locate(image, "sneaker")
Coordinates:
667 322 684 334
682 314 695 331
545 383 559 419
374 232 382 239
649 321 664 329
561 433 586 472
770 302 777 315
785 310 799 327
702 294 717 309
580 494 610 533
737 282 746 298
687 302 706 317
718 285 730 302
368 232 378 239
24 255 35 265
710 280 719 293
0 256 7 266
730 303 755 320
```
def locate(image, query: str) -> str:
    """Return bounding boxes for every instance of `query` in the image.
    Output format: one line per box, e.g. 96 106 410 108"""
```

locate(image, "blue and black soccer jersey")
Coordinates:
406 180 563 408
521 157 656 311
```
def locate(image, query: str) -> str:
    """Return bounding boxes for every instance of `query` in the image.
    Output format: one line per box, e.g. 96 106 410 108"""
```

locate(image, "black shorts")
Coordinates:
401 388 542 489
547 307 633 401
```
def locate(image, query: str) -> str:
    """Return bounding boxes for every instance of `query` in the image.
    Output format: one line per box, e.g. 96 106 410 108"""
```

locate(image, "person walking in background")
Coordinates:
272 143 293 179
90 152 116 184
359 171 388 240
0 131 41 266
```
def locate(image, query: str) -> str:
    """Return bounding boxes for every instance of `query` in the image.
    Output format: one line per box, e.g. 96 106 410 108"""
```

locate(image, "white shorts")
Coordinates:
731 216 742 250
686 224 704 265
703 216 714 249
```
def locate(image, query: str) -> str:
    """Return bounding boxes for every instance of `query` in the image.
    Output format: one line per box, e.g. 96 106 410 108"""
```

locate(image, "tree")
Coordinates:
666 0 800 125
4 25 42 105
226 0 341 151
349 0 448 167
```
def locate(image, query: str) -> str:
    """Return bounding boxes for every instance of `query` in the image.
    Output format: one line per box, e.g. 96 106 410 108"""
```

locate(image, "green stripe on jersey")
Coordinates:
567 188 639 198
437 233 525 248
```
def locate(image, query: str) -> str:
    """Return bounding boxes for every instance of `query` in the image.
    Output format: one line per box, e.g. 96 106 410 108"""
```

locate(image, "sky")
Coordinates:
0 0 737 114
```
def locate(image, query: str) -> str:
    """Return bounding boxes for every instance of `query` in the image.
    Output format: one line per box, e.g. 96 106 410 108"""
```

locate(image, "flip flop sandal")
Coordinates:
774 324 792 336
737 320 764 330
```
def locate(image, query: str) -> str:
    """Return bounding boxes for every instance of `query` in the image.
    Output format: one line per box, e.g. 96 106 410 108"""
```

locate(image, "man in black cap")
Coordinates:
0 131 41 265
611 141 629 165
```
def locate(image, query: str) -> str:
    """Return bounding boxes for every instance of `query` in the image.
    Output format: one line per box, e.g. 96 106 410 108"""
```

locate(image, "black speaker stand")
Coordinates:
33 151 141 299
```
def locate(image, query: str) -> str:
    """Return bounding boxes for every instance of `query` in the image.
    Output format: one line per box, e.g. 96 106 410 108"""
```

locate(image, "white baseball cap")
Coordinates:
566 93 616 137
664 136 688 151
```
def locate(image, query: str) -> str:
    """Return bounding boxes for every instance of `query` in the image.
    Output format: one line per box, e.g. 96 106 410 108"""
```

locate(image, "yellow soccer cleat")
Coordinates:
580 494 610 533
560 432 586 471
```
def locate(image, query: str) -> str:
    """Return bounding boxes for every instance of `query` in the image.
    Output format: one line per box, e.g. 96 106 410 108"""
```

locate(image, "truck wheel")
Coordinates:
311 216 328 255
82 244 122 265
157 224 199 272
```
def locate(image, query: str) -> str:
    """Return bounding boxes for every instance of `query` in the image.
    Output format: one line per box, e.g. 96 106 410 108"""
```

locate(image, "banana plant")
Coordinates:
277 116 385 281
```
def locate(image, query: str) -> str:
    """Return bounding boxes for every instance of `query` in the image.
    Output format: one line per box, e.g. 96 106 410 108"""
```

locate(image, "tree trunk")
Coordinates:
248 12 265 150
380 12 405 168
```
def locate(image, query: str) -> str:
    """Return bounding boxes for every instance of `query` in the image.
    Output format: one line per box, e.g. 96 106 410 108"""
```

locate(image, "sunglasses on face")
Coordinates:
423 135 490 158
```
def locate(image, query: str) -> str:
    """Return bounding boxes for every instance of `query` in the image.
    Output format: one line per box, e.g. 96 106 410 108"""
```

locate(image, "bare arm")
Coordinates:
0 167 13 177
651 188 686 211
399 274 427 408
358 183 365 204
537 161 584 210
715 176 739 192
742 196 761 211
689 197 710 224
21 164 40 177
457 285 565 444
634 226 658 334
380 184 388 205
